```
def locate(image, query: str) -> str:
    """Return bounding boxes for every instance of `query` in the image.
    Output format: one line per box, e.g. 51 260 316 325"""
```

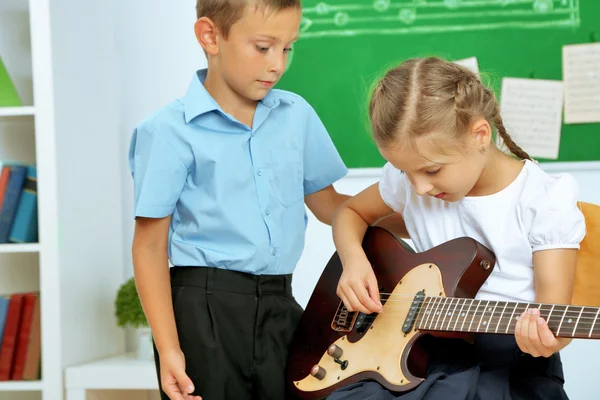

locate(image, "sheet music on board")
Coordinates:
499 78 564 160
563 43 600 124
453 57 480 76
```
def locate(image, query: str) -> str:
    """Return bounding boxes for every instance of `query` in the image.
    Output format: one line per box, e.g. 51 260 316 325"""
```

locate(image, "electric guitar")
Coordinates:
286 227 600 399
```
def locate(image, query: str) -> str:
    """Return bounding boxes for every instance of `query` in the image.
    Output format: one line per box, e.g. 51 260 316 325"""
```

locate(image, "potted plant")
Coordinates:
115 277 153 360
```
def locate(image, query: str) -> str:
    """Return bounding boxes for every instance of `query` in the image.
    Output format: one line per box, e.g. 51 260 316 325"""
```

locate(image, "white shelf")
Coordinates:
0 243 40 253
0 380 43 391
65 353 157 390
0 107 36 118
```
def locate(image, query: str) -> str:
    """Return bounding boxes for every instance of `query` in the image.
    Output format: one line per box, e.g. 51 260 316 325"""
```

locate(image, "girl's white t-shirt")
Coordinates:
378 160 586 303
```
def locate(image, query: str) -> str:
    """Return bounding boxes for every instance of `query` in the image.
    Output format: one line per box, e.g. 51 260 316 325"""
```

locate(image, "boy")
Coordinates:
128 1 349 399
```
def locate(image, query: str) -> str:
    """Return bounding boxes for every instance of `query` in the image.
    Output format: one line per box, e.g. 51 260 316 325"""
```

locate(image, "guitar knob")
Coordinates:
327 344 343 359
311 364 326 380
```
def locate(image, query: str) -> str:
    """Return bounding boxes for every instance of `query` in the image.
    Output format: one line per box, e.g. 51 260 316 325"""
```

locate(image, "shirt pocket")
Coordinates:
270 148 304 206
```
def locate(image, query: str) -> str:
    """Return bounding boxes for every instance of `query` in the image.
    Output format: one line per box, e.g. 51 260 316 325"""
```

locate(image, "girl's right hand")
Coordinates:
159 348 202 400
336 256 384 314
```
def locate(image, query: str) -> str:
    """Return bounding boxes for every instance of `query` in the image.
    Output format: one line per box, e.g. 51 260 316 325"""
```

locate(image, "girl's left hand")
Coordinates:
515 308 572 357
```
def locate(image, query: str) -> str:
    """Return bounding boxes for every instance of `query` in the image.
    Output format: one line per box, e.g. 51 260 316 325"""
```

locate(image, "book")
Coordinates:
11 293 38 380
0 165 27 243
0 56 22 107
9 166 38 243
0 294 25 380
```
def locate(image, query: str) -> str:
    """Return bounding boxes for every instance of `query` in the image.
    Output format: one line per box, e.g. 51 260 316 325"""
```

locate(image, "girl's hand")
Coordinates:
336 257 384 314
515 308 572 357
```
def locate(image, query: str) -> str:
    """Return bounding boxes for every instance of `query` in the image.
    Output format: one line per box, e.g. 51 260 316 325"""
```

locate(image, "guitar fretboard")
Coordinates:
415 297 600 339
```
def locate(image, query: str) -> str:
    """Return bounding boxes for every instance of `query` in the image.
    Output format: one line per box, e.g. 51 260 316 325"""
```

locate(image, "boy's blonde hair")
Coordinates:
197 0 302 38
368 57 530 160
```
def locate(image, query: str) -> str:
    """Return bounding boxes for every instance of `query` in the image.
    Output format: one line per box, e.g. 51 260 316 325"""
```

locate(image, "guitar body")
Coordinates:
287 227 496 399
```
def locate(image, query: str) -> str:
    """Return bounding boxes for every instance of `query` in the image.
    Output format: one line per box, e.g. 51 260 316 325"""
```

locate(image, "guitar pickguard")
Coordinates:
293 263 446 393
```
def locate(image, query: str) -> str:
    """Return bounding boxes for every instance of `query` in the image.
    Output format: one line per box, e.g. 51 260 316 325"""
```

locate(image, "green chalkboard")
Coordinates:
278 0 599 168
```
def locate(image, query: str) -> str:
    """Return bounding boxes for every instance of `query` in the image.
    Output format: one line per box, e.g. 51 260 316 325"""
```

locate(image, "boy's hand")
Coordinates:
336 257 383 314
160 348 202 400
515 308 572 358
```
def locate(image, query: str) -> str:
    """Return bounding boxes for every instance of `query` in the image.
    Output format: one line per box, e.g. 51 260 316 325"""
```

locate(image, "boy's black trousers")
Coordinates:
153 266 303 400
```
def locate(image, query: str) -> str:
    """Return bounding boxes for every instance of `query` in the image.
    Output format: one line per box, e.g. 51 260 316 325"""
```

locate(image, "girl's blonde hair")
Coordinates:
368 57 530 160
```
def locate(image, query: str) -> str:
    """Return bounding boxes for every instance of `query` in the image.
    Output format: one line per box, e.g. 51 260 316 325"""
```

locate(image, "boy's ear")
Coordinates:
194 17 219 56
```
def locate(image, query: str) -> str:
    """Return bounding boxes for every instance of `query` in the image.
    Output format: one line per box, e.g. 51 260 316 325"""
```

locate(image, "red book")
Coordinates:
0 293 25 380
0 167 10 213
22 295 41 380
11 293 38 380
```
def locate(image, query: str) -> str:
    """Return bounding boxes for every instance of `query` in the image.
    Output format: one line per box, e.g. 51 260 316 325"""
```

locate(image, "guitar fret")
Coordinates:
519 303 533 331
557 305 569 336
546 304 567 334
538 304 553 324
426 297 441 330
420 297 436 330
591 308 600 338
449 298 460 330
486 301 499 333
468 300 483 332
547 304 555 325
573 306 585 337
453 299 467 331
445 298 461 331
571 306 595 338
439 298 453 330
435 298 452 330
559 305 583 337
495 301 509 334
476 300 491 333
461 299 474 332
414 297 427 328
506 303 520 334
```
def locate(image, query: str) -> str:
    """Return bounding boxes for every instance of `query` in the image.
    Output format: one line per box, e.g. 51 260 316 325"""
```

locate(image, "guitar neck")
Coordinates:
415 297 600 339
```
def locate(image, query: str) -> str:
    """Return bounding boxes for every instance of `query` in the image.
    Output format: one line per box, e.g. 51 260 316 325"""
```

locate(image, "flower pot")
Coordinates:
136 326 154 361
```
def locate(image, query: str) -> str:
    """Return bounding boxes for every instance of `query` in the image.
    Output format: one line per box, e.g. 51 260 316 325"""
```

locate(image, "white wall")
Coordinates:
116 0 202 279
114 2 600 398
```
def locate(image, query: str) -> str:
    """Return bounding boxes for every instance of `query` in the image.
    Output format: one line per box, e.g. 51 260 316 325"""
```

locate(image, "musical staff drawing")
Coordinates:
499 77 564 159
563 43 600 124
300 0 580 38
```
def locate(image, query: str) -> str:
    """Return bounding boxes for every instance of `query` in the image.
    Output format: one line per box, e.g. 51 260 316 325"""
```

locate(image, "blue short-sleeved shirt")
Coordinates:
129 69 347 275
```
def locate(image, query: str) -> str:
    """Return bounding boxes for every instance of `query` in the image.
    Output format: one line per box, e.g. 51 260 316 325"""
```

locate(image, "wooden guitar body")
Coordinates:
286 227 496 399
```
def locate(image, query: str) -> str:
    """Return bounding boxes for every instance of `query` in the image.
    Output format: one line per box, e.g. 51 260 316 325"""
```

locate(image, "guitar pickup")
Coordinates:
402 291 425 334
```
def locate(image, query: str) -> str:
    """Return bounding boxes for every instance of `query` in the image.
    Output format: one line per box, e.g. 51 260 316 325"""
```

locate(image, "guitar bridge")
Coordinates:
331 302 359 332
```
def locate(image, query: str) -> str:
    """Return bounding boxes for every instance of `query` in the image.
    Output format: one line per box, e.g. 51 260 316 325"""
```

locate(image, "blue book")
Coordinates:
9 166 37 243
0 296 9 345
0 165 27 243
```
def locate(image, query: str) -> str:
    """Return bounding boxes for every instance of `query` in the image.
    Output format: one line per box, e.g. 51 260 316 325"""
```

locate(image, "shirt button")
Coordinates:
257 169 263 176
271 248 277 256
264 208 270 216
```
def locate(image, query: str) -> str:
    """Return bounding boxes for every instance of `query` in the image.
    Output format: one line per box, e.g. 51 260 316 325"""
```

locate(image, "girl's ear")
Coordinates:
195 17 220 56
471 118 492 149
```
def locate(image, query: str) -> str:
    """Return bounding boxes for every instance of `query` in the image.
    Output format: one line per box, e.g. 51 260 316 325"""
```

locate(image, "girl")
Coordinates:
329 57 586 400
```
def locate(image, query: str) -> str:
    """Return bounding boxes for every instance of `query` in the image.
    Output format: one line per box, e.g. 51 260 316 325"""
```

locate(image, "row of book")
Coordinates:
0 162 38 243
0 292 41 381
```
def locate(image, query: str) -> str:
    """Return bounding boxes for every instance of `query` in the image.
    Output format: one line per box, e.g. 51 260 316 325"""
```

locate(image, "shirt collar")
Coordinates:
183 69 291 123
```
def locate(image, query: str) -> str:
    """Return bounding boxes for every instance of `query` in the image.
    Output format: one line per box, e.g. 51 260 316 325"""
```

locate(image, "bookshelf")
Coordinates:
0 108 35 118
0 244 40 254
0 381 43 392
1 0 126 399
